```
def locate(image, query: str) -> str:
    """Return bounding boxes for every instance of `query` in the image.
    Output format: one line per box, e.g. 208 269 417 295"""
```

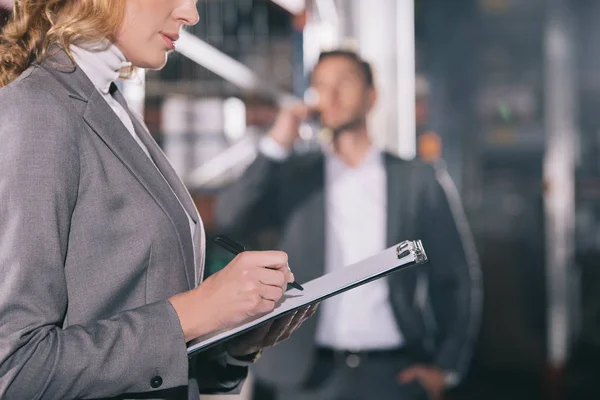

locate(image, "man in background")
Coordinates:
216 50 481 400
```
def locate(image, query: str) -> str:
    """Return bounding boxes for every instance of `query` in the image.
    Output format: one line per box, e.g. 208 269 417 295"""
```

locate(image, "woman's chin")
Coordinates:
131 52 169 71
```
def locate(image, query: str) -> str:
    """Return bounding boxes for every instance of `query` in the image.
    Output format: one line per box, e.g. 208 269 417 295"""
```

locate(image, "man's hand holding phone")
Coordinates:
268 103 314 151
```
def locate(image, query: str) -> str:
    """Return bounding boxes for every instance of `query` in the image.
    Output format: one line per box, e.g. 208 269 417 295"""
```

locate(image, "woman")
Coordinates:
0 0 313 399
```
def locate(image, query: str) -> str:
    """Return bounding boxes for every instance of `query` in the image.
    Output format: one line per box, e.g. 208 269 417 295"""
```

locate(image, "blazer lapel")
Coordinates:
288 153 326 282
40 48 197 288
113 88 198 225
384 153 423 340
306 156 326 279
385 153 405 247
82 90 196 289
114 89 205 284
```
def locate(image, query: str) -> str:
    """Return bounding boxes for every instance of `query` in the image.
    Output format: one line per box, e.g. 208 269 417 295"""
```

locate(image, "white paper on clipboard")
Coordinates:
187 240 427 357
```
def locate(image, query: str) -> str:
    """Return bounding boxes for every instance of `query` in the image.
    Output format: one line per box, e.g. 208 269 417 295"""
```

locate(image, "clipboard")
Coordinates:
187 240 427 357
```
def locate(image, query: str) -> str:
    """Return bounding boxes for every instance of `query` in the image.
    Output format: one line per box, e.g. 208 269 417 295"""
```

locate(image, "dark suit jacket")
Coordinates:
0 49 246 399
215 151 482 387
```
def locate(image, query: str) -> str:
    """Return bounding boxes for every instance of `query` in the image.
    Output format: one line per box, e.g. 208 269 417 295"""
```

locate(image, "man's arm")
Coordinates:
420 164 483 384
215 102 309 238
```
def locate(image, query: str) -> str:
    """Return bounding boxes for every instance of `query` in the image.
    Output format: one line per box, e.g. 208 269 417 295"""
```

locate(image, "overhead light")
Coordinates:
176 30 297 107
177 31 258 92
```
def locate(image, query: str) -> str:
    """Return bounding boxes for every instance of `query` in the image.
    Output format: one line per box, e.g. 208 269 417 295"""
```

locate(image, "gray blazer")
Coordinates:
216 152 482 387
0 49 247 399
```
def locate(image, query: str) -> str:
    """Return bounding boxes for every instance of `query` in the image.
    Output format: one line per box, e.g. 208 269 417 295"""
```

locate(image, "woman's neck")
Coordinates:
70 41 129 94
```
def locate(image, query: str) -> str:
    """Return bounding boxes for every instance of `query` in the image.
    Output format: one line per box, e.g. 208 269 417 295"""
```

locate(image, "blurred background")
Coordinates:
3 0 600 399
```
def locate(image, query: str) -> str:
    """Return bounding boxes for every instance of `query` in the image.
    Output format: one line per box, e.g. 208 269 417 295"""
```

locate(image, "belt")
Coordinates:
317 347 406 369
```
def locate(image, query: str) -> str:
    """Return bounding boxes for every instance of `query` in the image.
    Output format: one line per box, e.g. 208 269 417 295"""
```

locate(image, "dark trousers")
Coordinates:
254 348 430 400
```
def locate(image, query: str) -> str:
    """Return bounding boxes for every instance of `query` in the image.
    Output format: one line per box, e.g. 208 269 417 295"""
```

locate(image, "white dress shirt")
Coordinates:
260 137 404 351
71 42 200 283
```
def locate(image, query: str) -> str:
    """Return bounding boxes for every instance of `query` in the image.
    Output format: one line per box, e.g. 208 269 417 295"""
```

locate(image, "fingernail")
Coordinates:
289 272 295 283
287 263 291 272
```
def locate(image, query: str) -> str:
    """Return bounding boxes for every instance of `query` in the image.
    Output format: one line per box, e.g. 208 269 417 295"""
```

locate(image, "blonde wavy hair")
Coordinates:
0 0 126 88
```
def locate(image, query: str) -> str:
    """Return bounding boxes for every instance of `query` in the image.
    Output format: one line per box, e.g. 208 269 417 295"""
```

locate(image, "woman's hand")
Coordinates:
226 303 318 357
169 251 293 342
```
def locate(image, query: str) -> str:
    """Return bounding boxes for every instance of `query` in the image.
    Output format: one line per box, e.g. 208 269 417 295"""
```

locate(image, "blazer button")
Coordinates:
150 375 163 389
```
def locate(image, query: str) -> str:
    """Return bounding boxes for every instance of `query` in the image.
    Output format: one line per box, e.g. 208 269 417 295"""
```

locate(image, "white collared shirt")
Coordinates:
260 137 404 350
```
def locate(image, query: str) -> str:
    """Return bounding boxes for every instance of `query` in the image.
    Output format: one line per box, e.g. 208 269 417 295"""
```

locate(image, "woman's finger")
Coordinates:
258 267 287 289
267 312 298 346
259 284 284 302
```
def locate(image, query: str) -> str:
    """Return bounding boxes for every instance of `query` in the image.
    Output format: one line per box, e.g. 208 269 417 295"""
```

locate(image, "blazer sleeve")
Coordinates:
214 152 284 237
0 88 191 399
418 164 483 382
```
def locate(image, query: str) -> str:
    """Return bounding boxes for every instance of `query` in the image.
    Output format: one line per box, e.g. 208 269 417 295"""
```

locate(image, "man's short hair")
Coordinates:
312 50 374 88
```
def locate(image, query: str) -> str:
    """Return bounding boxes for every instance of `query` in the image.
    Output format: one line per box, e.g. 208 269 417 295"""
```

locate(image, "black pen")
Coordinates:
212 235 304 291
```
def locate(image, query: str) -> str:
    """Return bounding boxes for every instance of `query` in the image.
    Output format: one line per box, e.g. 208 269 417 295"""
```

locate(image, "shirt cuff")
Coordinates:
259 136 291 161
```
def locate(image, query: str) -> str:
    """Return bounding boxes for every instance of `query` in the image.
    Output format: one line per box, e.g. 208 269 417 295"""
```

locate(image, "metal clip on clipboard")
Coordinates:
396 240 427 263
